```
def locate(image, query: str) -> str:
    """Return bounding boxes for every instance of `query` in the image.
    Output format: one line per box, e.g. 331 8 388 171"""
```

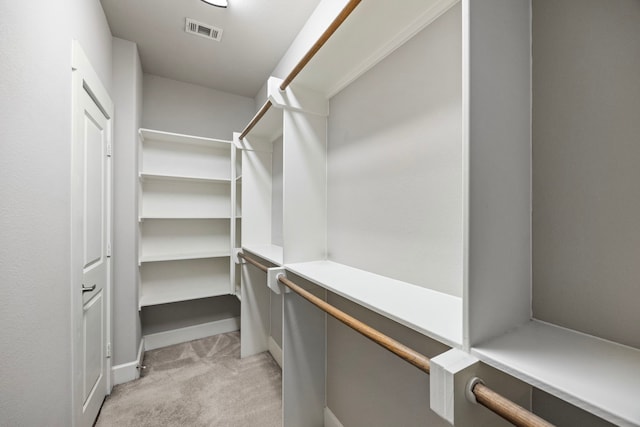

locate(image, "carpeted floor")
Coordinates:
95 332 282 427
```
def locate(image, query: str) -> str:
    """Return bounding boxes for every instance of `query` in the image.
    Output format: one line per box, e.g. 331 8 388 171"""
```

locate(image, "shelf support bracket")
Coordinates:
430 349 532 426
267 267 290 294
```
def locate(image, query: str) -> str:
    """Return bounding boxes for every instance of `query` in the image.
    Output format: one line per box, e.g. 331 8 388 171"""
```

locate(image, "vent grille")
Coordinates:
185 18 223 42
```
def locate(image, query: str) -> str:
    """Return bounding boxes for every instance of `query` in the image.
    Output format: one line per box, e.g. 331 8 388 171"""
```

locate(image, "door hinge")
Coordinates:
106 243 112 257
106 144 112 157
106 343 112 359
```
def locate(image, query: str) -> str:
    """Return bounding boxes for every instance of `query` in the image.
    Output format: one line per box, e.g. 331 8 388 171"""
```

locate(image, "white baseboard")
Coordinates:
144 317 240 351
268 336 283 368
324 407 345 427
112 338 145 385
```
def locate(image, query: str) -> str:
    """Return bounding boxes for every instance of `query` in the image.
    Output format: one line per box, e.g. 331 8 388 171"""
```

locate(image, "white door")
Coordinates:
71 41 113 427
79 87 110 427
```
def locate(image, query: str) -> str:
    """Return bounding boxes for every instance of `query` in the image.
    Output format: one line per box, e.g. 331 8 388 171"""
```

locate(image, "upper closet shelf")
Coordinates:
139 128 231 149
292 0 458 98
472 320 640 427
285 260 462 348
242 244 284 267
139 172 231 184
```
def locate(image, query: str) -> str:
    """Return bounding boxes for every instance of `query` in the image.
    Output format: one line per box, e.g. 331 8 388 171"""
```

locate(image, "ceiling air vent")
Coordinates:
185 18 223 42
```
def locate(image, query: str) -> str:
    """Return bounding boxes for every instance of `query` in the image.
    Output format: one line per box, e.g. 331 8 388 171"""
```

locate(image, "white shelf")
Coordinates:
140 258 231 307
139 251 230 264
472 320 640 427
242 244 284 266
284 260 462 348
139 216 231 221
139 128 230 149
139 172 231 184
140 179 231 219
293 0 458 98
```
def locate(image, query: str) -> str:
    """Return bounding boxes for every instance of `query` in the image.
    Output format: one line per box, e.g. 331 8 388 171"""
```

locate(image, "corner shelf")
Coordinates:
472 320 640 426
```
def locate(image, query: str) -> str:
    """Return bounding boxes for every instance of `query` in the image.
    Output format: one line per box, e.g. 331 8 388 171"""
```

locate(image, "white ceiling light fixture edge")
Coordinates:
201 0 228 8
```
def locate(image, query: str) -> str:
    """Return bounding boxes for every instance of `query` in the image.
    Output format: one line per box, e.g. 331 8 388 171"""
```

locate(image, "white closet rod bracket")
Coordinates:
267 76 329 117
232 248 245 265
267 268 290 294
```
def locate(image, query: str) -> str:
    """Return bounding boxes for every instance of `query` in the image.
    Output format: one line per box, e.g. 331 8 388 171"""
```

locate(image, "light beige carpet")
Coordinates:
95 332 282 427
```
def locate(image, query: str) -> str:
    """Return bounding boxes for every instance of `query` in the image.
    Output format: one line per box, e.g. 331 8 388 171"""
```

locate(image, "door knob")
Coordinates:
82 284 97 293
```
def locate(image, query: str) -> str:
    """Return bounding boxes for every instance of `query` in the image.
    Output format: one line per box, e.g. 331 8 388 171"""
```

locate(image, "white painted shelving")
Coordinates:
138 128 239 308
472 321 640 426
235 1 639 425
286 260 462 347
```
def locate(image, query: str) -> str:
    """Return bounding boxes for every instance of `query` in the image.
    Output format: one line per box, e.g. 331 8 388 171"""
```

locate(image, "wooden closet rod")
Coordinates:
238 252 554 427
239 0 362 140
239 100 273 140
279 0 363 91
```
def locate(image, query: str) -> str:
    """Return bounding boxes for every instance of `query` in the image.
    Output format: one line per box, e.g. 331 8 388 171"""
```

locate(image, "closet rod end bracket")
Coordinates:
268 268 290 294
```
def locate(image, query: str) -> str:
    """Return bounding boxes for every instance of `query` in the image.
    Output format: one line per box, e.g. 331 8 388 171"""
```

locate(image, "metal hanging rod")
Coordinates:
239 0 363 140
238 252 554 427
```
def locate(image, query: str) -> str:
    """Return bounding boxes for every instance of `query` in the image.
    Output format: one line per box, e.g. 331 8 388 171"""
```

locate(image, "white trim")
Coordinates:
324 407 345 427
144 317 240 351
111 338 145 386
268 336 283 368
71 41 113 116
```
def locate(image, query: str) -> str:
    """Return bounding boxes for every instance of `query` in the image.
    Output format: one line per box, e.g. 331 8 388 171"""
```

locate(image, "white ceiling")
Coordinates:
101 0 322 98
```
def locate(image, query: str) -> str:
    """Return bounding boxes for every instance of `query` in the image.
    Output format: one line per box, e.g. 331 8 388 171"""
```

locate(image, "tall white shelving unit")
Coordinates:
235 1 640 426
138 129 239 308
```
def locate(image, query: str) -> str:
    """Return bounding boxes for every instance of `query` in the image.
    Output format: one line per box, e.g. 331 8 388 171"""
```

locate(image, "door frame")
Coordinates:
70 40 114 426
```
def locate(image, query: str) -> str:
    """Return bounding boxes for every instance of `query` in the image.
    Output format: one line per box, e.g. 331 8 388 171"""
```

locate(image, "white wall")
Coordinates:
532 0 640 349
140 74 254 335
327 4 462 297
143 74 255 140
111 37 143 366
0 0 112 424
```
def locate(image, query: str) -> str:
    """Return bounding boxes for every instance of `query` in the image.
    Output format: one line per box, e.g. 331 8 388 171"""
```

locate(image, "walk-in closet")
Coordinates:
1 0 638 426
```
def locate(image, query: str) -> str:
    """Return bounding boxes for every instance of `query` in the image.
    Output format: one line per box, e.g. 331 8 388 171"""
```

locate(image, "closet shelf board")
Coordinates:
139 251 231 264
139 172 231 184
472 320 640 427
139 289 228 308
285 260 462 348
139 216 232 221
139 128 231 149
242 244 284 267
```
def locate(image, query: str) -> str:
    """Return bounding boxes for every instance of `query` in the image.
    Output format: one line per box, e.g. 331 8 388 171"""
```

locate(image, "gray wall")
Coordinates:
142 74 255 140
0 0 113 424
327 4 463 297
532 0 640 349
140 74 254 335
112 37 143 365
